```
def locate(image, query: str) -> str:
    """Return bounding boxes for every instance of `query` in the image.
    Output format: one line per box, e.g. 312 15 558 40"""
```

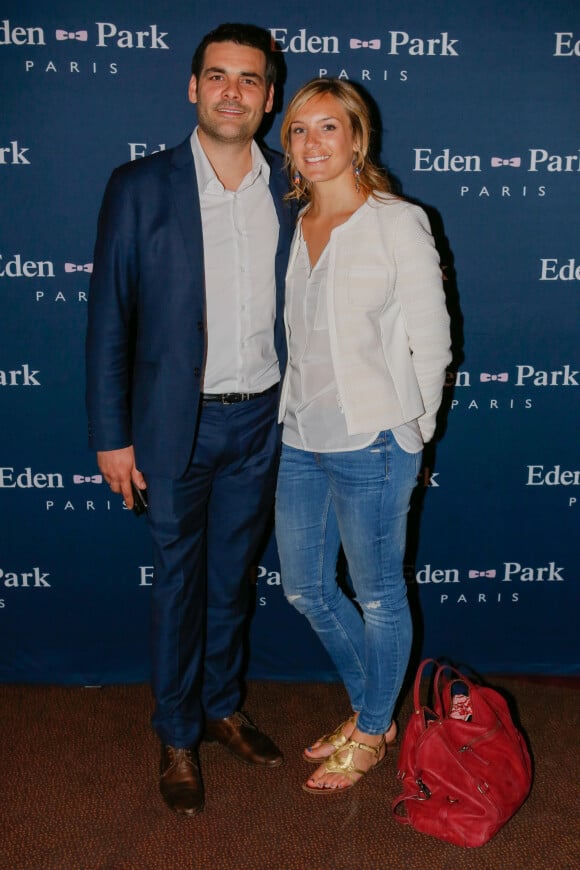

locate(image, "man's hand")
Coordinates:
97 446 146 510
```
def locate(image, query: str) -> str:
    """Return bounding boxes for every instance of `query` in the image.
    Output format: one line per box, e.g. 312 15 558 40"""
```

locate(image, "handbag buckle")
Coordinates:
416 777 432 799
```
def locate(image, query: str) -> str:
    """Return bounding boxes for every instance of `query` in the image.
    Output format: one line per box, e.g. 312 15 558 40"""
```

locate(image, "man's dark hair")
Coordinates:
191 23 277 89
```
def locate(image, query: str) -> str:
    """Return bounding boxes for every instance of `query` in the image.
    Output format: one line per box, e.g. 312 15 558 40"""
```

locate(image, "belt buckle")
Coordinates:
221 394 234 405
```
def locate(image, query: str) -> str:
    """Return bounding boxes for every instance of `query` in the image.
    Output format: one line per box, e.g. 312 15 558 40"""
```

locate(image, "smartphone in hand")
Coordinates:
130 481 148 516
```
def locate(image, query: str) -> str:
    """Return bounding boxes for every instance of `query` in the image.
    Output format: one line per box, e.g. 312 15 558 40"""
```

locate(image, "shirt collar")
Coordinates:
190 127 270 193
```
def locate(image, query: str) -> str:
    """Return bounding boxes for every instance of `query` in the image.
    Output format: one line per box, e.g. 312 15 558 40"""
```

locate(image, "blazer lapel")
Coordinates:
263 147 294 249
262 145 294 379
169 137 204 277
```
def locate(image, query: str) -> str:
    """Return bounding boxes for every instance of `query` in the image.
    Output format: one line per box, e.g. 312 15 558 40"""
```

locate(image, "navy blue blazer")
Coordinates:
86 136 293 479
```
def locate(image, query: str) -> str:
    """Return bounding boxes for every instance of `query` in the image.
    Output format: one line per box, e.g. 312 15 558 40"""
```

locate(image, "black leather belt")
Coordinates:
201 383 278 405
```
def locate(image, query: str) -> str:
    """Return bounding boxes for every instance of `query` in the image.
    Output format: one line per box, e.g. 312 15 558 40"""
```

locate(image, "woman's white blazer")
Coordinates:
279 195 452 443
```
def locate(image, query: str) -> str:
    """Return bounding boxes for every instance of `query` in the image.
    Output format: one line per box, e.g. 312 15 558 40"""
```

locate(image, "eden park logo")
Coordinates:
0 19 169 49
412 562 565 583
413 149 580 172
0 567 51 587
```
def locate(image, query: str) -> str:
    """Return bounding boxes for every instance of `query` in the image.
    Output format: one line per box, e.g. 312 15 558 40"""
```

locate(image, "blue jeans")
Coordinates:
275 431 421 735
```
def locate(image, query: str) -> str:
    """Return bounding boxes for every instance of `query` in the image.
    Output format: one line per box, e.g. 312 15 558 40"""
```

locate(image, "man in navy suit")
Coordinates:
86 23 293 816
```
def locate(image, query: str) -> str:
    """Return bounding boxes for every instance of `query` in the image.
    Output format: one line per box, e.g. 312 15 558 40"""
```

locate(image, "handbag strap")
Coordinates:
392 793 417 825
412 658 440 715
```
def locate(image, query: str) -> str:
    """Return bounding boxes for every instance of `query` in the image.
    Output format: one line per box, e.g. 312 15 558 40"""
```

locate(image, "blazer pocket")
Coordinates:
347 266 388 309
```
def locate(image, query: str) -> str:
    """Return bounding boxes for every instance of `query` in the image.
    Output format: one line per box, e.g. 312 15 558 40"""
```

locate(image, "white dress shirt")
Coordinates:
191 128 280 393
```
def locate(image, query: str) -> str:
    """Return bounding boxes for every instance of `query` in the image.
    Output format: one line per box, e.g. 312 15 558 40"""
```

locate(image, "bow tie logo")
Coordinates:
468 569 497 579
73 474 103 484
350 38 381 50
491 157 522 168
55 29 88 42
65 263 93 273
480 372 509 383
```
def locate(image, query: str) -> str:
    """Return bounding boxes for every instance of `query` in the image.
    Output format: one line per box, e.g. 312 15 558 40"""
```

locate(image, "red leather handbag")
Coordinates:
392 659 532 847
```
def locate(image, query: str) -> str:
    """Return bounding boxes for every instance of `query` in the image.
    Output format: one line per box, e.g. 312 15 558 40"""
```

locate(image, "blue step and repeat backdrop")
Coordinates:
1 1 579 684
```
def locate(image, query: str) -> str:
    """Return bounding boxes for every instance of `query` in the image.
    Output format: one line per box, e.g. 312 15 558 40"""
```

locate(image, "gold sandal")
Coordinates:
302 715 357 763
302 736 386 795
304 717 398 763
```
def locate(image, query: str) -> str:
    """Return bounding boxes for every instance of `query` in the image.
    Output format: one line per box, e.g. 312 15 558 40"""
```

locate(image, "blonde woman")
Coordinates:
275 79 451 794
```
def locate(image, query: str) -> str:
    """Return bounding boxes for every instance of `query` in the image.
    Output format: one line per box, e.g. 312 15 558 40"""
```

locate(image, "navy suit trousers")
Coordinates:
145 390 279 747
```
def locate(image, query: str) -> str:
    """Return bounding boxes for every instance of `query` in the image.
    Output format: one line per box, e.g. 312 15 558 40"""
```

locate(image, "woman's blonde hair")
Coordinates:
280 78 392 202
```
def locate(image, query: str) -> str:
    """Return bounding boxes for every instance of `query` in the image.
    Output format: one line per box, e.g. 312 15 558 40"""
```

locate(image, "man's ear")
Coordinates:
264 83 274 114
188 75 198 105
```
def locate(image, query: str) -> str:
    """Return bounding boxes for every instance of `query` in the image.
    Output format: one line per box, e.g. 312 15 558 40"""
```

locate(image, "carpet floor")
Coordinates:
1 676 578 869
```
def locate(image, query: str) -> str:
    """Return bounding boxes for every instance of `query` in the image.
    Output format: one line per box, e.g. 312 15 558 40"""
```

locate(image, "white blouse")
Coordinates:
282 218 422 454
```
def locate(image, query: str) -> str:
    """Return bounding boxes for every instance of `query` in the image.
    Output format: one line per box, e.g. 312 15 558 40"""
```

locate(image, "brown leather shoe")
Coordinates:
204 711 283 767
159 745 204 816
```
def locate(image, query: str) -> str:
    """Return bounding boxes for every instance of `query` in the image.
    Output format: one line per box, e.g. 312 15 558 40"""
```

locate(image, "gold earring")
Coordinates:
352 158 361 193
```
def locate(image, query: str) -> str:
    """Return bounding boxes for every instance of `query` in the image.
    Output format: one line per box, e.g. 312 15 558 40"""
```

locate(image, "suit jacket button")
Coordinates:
194 367 201 377
197 321 204 331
